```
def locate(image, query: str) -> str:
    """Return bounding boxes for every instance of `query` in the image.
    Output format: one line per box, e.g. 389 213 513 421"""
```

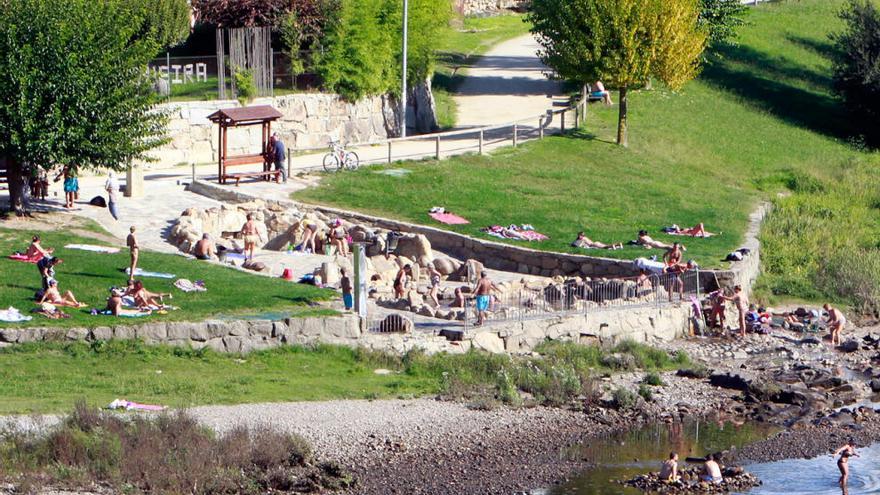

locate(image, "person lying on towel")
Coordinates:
571 232 623 250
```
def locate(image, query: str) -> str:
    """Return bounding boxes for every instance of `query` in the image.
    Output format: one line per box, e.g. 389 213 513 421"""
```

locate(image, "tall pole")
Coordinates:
400 0 408 138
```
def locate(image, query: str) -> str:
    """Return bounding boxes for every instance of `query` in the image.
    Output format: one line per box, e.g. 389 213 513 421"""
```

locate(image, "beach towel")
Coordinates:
125 268 175 279
430 212 470 225
65 244 120 253
634 257 666 274
174 279 206 293
107 399 166 411
99 309 151 318
225 252 248 261
8 253 42 263
481 225 548 242
0 307 32 322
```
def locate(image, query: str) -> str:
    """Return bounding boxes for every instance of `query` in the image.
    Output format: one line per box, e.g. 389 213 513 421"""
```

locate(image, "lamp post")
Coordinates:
400 0 408 138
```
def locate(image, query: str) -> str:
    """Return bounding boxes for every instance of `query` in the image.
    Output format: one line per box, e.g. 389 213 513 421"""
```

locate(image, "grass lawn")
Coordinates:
0 226 333 328
296 0 880 307
0 339 688 414
433 14 532 128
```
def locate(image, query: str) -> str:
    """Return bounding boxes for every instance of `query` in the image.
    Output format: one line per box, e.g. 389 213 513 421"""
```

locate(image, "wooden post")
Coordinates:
513 124 518 147
574 107 579 130
387 141 392 163
539 119 544 139
478 130 483 154
435 136 440 160
561 111 565 134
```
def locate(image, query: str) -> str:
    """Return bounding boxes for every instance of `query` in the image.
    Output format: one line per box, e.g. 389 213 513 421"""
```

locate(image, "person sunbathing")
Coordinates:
637 230 674 250
25 235 53 259
106 288 124 316
128 280 171 309
572 232 623 250
666 223 715 237
38 279 86 308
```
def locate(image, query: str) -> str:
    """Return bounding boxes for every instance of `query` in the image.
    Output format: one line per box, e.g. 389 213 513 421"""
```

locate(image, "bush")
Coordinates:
611 387 638 410
642 372 666 387
638 383 653 402
234 68 257 105
831 0 880 139
0 406 342 495
816 248 880 316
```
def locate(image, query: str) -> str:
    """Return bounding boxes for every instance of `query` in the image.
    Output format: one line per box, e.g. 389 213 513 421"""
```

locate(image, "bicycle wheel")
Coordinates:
344 151 360 170
322 153 340 172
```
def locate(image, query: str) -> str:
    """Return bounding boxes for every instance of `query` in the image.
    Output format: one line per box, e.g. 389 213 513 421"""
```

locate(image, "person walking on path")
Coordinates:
724 285 748 338
825 303 847 347
241 213 261 261
105 172 120 220
473 271 499 327
270 133 287 183
127 226 139 282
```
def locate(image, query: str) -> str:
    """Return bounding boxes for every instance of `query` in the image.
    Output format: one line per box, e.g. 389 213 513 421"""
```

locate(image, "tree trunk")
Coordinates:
5 157 26 216
616 85 628 147
411 77 439 133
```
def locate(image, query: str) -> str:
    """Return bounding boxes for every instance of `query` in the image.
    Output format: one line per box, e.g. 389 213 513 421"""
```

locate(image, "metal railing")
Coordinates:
361 270 701 335
463 270 701 330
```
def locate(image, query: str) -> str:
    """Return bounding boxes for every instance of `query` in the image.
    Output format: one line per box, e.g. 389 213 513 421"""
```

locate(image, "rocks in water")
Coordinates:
839 340 860 353
620 466 760 494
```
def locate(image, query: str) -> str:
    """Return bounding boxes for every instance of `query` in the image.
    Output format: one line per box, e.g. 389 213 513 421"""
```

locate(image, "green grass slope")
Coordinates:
297 0 880 307
0 228 333 328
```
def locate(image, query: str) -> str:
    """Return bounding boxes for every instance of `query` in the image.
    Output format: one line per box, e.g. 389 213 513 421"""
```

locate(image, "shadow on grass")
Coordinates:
701 44 857 142
785 35 841 61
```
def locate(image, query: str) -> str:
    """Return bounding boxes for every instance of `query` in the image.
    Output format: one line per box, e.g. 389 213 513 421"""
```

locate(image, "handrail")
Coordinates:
290 96 587 154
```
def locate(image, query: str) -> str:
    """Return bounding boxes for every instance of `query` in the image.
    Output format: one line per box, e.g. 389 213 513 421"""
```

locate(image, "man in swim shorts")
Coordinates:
659 452 679 482
240 214 261 261
701 454 722 484
473 271 498 326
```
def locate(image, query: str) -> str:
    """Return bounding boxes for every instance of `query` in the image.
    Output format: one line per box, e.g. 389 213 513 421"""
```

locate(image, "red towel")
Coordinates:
8 253 41 263
430 212 470 225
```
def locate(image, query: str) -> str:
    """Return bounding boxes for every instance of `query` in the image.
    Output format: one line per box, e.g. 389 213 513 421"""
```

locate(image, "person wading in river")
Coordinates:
473 271 498 327
833 439 858 487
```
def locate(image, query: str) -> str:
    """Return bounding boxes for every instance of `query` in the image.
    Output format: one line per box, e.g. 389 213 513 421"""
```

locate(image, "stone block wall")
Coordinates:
144 93 398 169
455 0 528 14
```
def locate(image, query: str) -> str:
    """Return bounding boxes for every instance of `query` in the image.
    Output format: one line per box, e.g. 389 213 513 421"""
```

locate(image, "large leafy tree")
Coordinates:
0 0 168 214
528 0 707 146
130 0 192 48
192 0 290 27
831 0 880 135
699 0 748 48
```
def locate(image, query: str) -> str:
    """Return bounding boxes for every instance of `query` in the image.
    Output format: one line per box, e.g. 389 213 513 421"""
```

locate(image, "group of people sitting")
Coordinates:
570 224 712 252
24 234 170 317
658 452 723 485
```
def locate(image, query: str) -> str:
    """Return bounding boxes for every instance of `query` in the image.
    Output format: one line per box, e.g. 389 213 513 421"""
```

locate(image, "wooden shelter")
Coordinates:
207 105 283 185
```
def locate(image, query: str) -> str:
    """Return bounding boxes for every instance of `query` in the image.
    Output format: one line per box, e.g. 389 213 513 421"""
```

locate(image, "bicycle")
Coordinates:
322 141 360 172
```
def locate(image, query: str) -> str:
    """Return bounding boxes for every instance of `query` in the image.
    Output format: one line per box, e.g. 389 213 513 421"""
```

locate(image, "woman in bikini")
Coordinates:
571 231 623 250
240 214 261 261
834 440 858 487
393 265 412 300
299 220 318 254
637 230 674 250
427 264 442 307
127 280 171 309
39 279 86 308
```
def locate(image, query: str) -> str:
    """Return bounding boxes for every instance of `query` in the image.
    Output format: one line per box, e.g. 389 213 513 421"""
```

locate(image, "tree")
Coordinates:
698 0 748 48
528 0 707 146
831 0 880 134
192 0 290 27
0 0 168 214
129 0 192 49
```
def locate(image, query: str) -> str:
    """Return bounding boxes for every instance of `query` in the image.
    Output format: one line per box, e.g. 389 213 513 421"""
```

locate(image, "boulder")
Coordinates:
349 225 376 243
452 259 484 282
320 261 341 287
396 234 433 267
433 257 457 276
839 340 860 353
472 331 505 354
417 305 436 318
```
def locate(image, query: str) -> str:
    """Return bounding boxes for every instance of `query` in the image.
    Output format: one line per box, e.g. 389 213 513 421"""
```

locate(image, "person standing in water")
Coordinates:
834 439 858 487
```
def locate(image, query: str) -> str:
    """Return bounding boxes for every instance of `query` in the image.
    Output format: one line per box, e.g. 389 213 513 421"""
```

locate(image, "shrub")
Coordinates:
234 68 258 105
642 372 666 387
831 0 880 139
815 248 880 316
611 387 638 410
638 383 653 402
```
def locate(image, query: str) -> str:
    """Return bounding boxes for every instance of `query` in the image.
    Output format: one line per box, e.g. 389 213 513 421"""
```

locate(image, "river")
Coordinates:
538 420 880 495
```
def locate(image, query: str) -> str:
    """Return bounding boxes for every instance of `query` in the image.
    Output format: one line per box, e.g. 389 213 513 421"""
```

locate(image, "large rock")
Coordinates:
396 234 433 267
472 331 505 354
452 259 484 282
433 257 458 276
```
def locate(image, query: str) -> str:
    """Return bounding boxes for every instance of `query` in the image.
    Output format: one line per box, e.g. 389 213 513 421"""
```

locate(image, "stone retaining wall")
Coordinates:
455 0 528 14
0 302 690 355
144 94 397 169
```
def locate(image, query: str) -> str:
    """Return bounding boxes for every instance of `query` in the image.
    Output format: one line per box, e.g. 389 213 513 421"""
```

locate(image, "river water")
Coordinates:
539 420 880 495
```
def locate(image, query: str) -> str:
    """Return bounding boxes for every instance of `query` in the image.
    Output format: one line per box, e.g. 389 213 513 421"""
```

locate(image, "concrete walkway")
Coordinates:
454 34 564 128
